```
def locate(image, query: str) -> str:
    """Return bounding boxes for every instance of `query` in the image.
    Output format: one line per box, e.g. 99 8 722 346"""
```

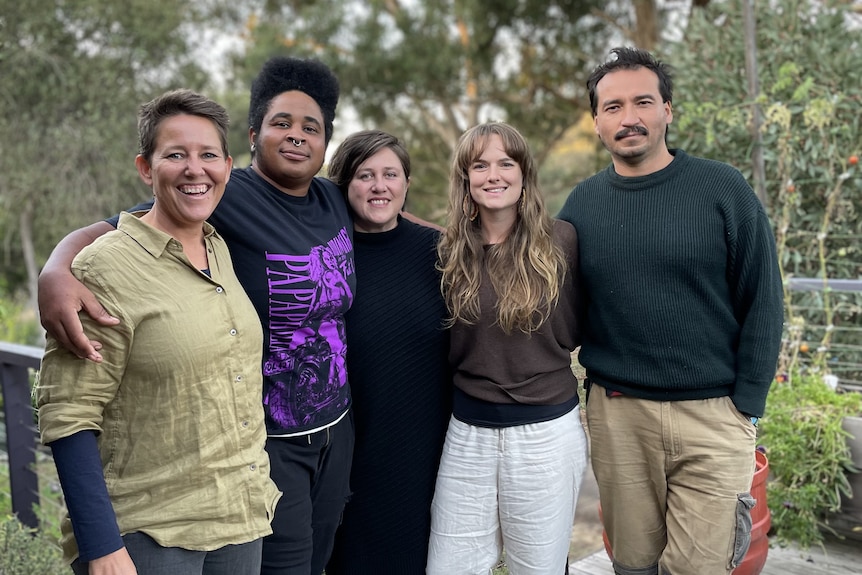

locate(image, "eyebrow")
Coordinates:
602 94 656 107
270 112 322 127
360 166 400 171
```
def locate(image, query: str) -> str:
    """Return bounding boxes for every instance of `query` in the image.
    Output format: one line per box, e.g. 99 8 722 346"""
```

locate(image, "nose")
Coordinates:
184 156 205 175
370 176 386 192
621 104 640 126
487 164 501 181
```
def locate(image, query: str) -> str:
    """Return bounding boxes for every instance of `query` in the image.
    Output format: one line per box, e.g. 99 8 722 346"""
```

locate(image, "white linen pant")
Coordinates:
426 407 588 575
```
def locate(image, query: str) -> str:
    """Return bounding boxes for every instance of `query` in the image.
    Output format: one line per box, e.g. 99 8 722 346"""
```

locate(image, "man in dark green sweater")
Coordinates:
557 47 783 575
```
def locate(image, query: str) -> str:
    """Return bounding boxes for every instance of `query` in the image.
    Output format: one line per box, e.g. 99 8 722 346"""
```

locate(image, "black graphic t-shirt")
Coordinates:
210 168 355 435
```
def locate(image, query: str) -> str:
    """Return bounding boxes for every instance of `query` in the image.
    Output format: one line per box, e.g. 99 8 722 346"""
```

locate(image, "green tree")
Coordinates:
669 0 862 389
0 0 228 320
223 0 612 219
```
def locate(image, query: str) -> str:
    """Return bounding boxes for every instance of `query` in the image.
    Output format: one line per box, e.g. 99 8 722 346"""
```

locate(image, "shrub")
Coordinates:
0 515 66 575
759 372 862 547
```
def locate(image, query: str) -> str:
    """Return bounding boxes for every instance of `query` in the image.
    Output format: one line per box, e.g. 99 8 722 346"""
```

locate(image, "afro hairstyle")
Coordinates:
248 56 340 146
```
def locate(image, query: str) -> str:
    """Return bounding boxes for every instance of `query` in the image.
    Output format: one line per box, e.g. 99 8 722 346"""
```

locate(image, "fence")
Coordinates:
785 278 862 392
1 278 860 532
0 341 42 528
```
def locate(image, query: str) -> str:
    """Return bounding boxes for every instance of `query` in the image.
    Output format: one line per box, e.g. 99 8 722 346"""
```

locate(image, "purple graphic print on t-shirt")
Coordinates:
262 227 354 430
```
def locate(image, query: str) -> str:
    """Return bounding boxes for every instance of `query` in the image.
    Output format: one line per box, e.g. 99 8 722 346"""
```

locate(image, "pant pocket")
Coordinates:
731 492 756 568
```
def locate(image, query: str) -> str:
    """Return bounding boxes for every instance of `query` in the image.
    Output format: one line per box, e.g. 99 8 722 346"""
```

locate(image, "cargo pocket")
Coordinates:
731 492 756 568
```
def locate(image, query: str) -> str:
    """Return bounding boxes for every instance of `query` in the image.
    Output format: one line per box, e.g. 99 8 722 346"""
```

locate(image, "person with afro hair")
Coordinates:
37 56 358 575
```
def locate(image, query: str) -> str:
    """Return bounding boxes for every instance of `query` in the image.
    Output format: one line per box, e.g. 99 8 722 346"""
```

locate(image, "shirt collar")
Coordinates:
117 211 217 259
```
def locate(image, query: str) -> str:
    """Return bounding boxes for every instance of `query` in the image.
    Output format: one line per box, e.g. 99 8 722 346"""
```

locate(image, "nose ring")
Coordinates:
288 137 304 147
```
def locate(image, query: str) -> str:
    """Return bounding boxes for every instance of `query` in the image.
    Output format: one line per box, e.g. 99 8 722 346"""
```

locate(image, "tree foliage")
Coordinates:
224 0 613 218
0 0 229 312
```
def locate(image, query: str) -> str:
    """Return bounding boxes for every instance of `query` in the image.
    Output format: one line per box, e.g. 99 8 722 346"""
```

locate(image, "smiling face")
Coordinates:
346 147 409 233
593 66 674 177
135 113 232 236
468 134 523 218
250 90 327 196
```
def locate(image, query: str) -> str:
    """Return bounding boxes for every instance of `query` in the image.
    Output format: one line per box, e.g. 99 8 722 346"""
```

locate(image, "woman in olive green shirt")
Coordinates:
36 89 279 575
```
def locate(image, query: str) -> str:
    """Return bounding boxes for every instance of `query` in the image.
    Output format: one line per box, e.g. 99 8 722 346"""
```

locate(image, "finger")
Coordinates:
86 340 104 363
81 298 120 327
68 328 101 362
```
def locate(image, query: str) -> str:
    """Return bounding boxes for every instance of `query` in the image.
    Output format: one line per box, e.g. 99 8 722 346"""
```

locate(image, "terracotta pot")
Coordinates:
599 450 770 575
735 450 770 575
827 415 862 540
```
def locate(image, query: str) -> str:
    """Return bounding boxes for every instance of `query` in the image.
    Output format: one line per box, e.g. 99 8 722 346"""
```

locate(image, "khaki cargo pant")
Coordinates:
586 384 757 575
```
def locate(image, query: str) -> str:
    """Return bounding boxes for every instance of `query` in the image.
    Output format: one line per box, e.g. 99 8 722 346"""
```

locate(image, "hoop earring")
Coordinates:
462 193 479 222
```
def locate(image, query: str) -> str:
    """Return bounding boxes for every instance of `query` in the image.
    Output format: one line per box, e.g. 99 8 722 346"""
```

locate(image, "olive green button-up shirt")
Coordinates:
36 212 280 561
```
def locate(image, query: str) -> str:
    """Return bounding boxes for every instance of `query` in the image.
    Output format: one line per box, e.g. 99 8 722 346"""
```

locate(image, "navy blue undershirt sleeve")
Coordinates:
49 430 124 561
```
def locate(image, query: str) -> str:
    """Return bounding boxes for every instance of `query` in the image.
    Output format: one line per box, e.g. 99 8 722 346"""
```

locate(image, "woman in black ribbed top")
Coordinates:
325 130 451 575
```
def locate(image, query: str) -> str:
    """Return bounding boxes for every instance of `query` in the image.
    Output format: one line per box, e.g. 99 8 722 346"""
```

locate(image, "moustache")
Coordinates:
614 126 648 140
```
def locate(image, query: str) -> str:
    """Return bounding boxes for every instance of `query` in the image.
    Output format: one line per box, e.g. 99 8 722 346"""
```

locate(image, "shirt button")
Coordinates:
241 420 249 428
250 464 257 471
216 287 223 293
230 329 237 336
236 375 243 382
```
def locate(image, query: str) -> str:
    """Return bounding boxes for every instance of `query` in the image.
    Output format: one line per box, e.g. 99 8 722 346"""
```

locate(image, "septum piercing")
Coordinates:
287 137 304 147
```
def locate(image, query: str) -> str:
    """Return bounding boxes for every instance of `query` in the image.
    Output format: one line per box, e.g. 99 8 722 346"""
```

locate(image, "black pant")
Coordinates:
260 415 354 575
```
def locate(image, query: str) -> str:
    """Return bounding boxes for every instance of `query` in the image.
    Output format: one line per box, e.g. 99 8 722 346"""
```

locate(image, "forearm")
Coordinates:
50 431 124 561
731 216 784 416
38 220 119 361
41 221 115 278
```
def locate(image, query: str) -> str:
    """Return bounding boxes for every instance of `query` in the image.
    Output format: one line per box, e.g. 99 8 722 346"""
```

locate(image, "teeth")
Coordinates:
369 199 389 205
179 185 208 195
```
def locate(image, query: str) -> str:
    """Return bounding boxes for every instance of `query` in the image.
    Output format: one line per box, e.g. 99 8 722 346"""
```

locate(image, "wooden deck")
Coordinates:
569 534 862 574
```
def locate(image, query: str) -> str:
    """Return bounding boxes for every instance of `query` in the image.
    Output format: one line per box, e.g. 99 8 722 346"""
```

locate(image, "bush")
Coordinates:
759 372 862 547
0 515 66 575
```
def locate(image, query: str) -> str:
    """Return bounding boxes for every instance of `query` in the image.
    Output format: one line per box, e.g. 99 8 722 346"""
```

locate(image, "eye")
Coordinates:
357 173 373 181
303 125 320 134
385 171 399 178
275 120 290 129
202 152 221 161
471 162 487 171
166 152 184 160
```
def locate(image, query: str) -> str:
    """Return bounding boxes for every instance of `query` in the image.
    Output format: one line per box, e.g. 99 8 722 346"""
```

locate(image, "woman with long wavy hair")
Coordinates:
428 122 588 575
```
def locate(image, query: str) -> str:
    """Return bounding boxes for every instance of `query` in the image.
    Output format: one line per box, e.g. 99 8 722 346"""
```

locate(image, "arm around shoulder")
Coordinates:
38 221 118 362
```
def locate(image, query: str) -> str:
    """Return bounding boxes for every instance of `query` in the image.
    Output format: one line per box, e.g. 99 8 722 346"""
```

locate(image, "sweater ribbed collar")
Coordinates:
606 149 688 191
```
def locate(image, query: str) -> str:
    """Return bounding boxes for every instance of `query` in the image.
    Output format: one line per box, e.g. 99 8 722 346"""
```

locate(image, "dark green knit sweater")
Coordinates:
557 150 783 417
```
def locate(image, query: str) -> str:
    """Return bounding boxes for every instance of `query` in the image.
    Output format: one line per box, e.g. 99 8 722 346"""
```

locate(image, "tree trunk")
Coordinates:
632 0 659 50
19 199 44 346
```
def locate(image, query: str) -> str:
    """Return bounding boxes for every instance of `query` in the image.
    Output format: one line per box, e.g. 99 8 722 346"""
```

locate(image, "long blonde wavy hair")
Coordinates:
437 122 566 334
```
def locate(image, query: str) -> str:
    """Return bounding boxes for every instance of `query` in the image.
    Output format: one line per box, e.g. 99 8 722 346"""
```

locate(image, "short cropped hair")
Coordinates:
327 130 411 193
138 89 230 163
587 47 674 116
